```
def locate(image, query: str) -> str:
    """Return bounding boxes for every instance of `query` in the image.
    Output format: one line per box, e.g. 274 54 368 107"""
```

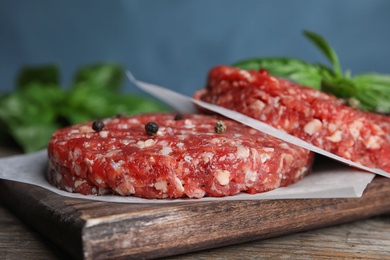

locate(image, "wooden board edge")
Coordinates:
80 178 390 259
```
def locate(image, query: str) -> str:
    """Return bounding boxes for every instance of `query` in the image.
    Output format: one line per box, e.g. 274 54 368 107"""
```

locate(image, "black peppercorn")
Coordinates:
174 114 184 120
92 120 105 132
145 121 159 136
214 120 227 134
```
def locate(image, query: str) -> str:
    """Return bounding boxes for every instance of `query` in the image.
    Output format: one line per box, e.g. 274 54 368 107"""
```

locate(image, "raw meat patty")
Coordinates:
47 113 313 199
194 65 390 172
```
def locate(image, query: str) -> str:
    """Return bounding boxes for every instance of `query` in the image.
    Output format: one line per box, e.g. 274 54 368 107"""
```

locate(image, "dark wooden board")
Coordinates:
1 177 390 260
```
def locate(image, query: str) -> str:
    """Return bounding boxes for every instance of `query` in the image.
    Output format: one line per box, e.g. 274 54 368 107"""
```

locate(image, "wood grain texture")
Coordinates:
0 200 72 260
164 214 390 259
1 176 390 260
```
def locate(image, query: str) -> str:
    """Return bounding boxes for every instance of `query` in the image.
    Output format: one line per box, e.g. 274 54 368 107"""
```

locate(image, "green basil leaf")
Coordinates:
0 84 66 152
303 30 342 77
12 123 60 153
353 73 390 113
321 77 357 98
353 73 390 87
63 85 169 124
72 63 124 92
17 64 60 89
233 57 331 89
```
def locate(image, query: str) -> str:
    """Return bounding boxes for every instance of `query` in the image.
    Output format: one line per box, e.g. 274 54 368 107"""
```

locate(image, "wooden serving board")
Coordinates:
1 176 390 260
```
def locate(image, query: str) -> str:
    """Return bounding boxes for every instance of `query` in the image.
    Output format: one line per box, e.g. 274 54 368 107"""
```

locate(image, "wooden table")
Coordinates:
2 147 390 259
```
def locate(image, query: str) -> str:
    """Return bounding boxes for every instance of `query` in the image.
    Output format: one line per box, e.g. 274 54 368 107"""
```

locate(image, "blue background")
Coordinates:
1 0 390 96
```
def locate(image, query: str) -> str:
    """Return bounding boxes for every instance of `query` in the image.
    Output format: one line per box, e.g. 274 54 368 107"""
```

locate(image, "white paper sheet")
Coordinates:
0 150 375 203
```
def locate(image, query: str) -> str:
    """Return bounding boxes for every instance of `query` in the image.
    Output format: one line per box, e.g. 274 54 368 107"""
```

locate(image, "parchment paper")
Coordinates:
0 150 375 203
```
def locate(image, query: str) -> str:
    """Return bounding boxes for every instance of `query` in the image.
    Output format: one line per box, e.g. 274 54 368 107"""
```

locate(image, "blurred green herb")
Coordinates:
0 63 169 153
233 30 390 114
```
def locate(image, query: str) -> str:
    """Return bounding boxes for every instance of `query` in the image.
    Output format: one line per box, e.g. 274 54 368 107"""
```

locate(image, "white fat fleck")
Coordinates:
304 119 322 135
85 133 93 139
69 148 81 160
128 118 140 124
56 173 62 183
245 170 257 183
84 158 95 173
279 143 290 149
94 177 104 184
120 139 132 145
160 146 173 155
192 189 206 198
366 136 381 149
328 123 338 132
69 129 79 134
326 130 342 143
144 139 156 147
65 186 73 192
273 97 281 106
74 180 85 188
260 154 270 163
201 152 214 163
250 148 259 169
99 131 109 138
184 155 193 163
269 77 279 84
104 149 120 158
277 153 293 173
349 119 364 139
296 167 308 179
136 140 145 149
234 133 243 137
174 177 184 193
79 125 92 133
372 124 385 135
236 145 250 159
84 158 94 165
154 181 168 192
238 69 253 81
210 138 221 144
117 124 128 129
159 140 168 146
74 164 81 176
184 119 194 128
110 160 124 170
115 175 135 196
251 100 265 111
263 147 274 152
215 170 230 185
177 142 184 148
283 119 290 129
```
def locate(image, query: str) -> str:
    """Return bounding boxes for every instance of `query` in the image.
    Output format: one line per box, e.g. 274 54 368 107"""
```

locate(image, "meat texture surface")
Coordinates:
48 113 313 199
194 66 390 172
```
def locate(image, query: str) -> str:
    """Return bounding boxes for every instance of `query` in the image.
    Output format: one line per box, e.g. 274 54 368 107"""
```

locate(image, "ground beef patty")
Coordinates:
47 113 313 199
194 65 390 173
